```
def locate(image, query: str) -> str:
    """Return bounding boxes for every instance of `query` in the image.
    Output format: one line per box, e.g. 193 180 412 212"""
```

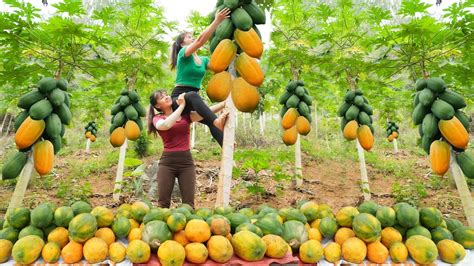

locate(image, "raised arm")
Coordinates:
184 8 231 57
155 94 186 130
190 101 226 122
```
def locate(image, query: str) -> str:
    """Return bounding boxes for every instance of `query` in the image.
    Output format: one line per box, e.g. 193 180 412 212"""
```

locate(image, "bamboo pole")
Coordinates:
85 138 91 154
449 150 474 226
356 139 371 201
113 139 128 201
393 138 399 154
6 155 34 216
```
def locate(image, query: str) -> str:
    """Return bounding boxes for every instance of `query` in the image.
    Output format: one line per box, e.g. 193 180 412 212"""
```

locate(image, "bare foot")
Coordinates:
213 112 229 131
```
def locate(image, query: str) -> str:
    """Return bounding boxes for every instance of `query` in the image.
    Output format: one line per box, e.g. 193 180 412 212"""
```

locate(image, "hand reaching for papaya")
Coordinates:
215 8 231 23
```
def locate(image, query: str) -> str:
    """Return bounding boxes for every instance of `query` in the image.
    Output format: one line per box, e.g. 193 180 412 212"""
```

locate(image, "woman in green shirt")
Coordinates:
169 8 231 147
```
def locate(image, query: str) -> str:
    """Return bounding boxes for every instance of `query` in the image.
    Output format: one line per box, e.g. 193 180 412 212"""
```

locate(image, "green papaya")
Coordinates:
17 91 44 110
45 114 62 138
1 152 28 180
456 152 474 179
37 77 57 94
418 88 434 106
242 2 265 24
438 90 466 110
295 86 305 97
29 100 53 120
344 91 356 103
431 99 455 120
345 105 359 120
412 103 430 125
124 105 139 120
128 90 139 103
54 103 72 125
279 91 292 105
48 89 65 107
337 102 351 117
14 111 29 132
286 95 300 108
231 8 253 31
427 77 446 93
133 102 147 117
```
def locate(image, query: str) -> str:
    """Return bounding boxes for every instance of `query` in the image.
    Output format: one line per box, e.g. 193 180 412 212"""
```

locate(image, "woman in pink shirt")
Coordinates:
147 90 226 208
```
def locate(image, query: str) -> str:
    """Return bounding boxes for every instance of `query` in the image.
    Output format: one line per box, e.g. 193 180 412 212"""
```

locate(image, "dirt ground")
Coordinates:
0 140 471 224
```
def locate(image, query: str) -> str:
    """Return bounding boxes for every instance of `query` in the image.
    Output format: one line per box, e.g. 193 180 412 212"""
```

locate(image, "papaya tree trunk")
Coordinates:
393 138 399 154
191 122 196 149
0 113 7 134
6 154 34 216
235 112 238 128
356 139 371 201
346 69 370 200
85 138 91 154
449 150 474 226
313 103 318 138
259 112 264 136
295 135 303 187
4 115 13 136
113 139 128 201
54 60 64 80
216 63 237 207
291 66 303 187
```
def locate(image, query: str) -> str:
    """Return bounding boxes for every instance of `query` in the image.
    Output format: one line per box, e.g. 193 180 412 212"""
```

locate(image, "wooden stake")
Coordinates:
85 138 91 154
216 63 237 207
356 139 371 201
393 138 399 154
449 150 474 226
295 134 303 187
113 139 128 201
6 154 34 216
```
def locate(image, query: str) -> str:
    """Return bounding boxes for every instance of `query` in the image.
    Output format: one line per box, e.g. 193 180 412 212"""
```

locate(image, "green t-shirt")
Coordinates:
175 46 209 89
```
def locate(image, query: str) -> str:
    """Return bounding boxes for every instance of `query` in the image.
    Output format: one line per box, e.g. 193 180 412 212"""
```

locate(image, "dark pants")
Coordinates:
171 86 223 146
157 150 196 208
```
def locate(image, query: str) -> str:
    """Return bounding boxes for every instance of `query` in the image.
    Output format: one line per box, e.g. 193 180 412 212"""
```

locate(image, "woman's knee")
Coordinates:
184 91 199 101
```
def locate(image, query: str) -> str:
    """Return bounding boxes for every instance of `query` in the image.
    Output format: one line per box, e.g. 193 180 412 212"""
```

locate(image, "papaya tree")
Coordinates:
368 0 474 225
88 0 173 201
266 0 320 187
0 0 109 214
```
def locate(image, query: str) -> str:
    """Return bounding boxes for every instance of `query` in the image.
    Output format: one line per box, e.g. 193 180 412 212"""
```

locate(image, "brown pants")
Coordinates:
157 150 196 208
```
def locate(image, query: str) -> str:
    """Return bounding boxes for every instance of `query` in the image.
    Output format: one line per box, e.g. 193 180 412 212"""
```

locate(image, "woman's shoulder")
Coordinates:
178 46 190 58
153 114 165 123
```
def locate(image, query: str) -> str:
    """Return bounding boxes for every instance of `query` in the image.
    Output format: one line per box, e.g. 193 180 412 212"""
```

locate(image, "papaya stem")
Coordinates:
54 60 64 79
